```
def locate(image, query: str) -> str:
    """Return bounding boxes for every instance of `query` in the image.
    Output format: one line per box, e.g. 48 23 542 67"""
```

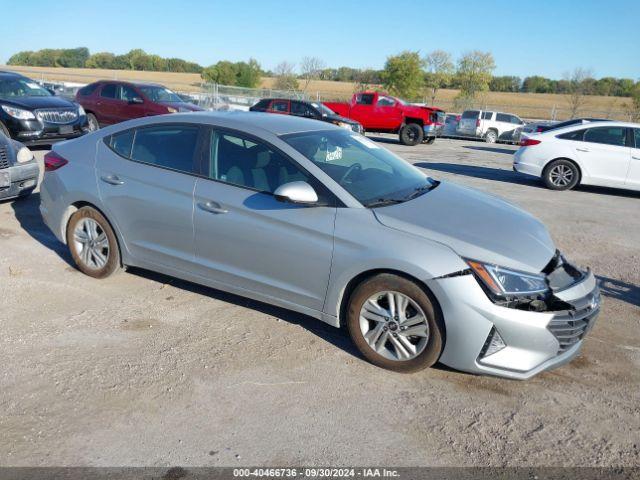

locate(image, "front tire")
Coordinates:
86 113 99 132
347 274 444 373
399 123 424 146
66 206 121 278
543 159 580 190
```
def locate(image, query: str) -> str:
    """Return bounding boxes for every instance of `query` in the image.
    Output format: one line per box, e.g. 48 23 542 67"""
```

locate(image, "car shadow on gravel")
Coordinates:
415 162 543 188
597 275 640 308
127 267 363 359
10 192 75 267
463 145 516 155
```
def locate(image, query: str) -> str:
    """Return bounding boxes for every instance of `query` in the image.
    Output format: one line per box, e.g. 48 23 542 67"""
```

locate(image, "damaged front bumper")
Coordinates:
427 260 600 380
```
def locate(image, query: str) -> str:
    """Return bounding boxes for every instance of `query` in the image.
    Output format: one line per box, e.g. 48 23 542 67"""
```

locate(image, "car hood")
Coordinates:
161 101 204 112
324 113 360 126
373 181 556 273
1 95 77 110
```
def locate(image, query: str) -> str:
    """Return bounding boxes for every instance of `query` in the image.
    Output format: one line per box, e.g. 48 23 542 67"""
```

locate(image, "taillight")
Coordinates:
455 115 461 122
476 119 480 127
44 151 69 171
520 138 541 147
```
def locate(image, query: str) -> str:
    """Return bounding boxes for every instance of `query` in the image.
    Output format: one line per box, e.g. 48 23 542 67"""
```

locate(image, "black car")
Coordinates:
0 130 39 200
0 71 89 146
250 98 364 133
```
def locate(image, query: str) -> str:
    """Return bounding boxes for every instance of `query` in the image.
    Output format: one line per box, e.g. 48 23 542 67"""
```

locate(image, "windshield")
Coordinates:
311 102 335 116
139 86 183 103
0 78 51 99
282 130 435 207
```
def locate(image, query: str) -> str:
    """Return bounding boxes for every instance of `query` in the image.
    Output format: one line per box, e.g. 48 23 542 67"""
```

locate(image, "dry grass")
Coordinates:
4 65 631 120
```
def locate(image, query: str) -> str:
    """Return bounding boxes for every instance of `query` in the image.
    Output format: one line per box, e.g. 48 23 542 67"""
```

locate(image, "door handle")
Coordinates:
576 147 590 152
100 175 124 186
198 201 228 215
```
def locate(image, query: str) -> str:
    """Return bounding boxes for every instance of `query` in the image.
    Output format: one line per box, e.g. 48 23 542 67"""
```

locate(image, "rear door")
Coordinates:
573 126 631 186
96 123 204 270
626 128 640 189
95 83 119 125
192 128 336 311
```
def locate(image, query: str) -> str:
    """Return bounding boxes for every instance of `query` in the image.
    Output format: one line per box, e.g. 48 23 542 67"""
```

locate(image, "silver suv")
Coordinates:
457 110 525 143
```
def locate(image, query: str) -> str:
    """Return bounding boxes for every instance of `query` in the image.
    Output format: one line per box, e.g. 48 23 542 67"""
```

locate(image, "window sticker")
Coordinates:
351 135 380 149
326 146 343 161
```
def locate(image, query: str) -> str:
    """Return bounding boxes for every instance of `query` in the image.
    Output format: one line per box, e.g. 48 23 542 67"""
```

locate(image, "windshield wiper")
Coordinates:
365 198 405 208
403 181 440 201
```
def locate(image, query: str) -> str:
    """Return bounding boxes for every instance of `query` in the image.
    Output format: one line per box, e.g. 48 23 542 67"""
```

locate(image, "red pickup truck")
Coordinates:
324 91 445 146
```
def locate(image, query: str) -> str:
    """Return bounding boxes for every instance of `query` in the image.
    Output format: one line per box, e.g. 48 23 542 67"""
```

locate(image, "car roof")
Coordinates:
101 111 341 136
0 71 29 79
540 120 640 134
92 80 164 88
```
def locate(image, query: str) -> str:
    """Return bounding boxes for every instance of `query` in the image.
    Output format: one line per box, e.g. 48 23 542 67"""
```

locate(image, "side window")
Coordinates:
100 84 117 99
210 131 310 194
355 94 374 105
634 129 640 149
252 99 270 111
557 129 586 141
120 86 138 102
482 111 493 120
129 125 199 173
376 96 395 107
496 113 510 123
510 115 523 124
107 130 134 158
583 127 627 147
78 84 98 96
269 100 289 113
291 101 316 117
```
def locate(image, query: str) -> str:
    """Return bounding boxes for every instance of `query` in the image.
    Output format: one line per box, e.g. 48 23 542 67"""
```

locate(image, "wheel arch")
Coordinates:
543 157 583 184
336 268 445 333
403 117 424 127
65 200 126 266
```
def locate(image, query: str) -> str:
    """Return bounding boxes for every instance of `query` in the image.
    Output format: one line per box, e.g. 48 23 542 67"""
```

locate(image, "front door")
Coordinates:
574 126 631 186
96 123 203 270
193 129 336 311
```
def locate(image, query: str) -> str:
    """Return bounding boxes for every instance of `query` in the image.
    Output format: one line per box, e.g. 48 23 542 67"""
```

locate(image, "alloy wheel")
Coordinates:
359 291 430 361
73 218 110 270
549 164 574 187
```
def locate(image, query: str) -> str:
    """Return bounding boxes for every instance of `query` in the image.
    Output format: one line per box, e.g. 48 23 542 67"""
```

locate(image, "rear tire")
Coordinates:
346 274 444 373
543 159 580 190
86 113 99 132
399 123 424 146
485 129 498 143
66 206 121 278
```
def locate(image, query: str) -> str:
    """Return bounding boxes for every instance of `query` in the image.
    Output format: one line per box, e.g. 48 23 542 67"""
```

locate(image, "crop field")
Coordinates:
3 65 633 120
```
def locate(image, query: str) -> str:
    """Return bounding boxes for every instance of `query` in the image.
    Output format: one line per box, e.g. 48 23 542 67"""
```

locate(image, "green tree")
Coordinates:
57 47 89 68
273 61 298 91
490 75 521 92
235 58 262 88
423 50 454 104
201 61 238 85
381 51 424 100
86 52 116 69
455 51 495 104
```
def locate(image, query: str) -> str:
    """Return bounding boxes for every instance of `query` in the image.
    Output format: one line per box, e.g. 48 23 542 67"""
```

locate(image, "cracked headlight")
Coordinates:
466 259 548 297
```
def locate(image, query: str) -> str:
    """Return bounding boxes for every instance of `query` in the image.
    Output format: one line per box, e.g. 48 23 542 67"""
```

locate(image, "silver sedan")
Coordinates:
39 112 600 379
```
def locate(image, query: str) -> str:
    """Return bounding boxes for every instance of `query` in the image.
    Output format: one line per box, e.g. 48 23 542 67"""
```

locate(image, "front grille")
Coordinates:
547 293 600 353
36 108 78 124
0 145 9 169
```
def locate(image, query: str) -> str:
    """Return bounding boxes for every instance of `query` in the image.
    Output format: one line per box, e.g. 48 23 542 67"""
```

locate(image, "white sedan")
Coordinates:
513 121 640 191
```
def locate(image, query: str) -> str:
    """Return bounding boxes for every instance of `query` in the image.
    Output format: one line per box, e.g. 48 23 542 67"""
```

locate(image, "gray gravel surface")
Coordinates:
0 137 638 467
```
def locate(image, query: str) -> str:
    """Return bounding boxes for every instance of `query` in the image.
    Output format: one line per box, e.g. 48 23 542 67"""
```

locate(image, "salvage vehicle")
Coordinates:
250 98 363 133
40 112 600 379
324 92 444 146
514 121 640 191
76 81 203 130
0 71 89 146
456 109 525 143
0 130 39 200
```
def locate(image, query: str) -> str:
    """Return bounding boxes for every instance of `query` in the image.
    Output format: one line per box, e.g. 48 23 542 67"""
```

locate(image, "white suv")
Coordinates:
457 110 525 143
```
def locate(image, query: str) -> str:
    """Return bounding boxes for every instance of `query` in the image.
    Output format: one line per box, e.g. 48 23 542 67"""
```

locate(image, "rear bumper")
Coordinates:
0 160 39 200
423 124 441 138
513 149 544 177
428 269 600 380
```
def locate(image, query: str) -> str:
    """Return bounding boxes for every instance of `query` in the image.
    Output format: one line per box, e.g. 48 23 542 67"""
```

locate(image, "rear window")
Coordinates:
251 99 270 111
556 129 586 141
108 130 134 157
462 110 479 119
356 94 375 105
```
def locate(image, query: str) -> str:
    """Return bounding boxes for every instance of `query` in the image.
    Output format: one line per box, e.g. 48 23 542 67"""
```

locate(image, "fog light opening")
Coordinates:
480 327 506 359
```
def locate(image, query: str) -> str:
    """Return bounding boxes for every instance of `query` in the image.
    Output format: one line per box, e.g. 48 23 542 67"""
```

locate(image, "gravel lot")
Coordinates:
1 137 639 467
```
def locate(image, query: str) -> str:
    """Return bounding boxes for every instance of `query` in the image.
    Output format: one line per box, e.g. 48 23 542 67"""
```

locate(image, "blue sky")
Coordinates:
2 0 639 79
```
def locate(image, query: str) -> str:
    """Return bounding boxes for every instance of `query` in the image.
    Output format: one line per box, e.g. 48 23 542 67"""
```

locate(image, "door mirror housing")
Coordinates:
130 96 144 104
274 181 318 205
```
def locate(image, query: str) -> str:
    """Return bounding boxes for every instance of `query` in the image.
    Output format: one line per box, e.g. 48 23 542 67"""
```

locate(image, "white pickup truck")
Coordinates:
456 110 525 143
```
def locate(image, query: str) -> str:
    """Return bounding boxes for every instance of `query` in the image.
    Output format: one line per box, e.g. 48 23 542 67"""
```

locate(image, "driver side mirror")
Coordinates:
130 96 144 104
274 181 318 205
